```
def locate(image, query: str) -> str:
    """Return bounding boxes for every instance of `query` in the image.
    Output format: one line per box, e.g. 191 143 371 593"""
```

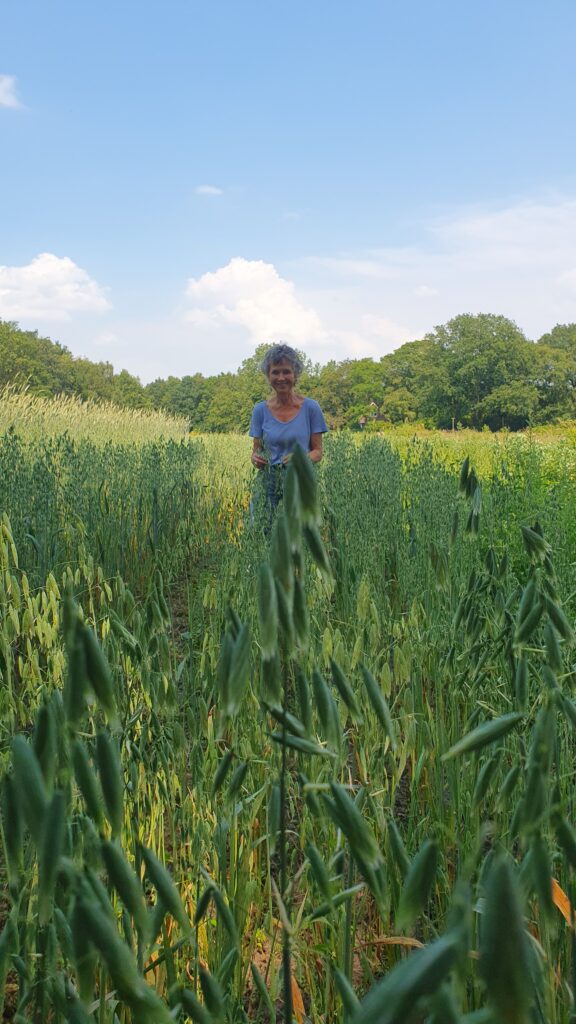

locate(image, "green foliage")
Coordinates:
0 319 147 406
4 313 576 430
1 427 576 1021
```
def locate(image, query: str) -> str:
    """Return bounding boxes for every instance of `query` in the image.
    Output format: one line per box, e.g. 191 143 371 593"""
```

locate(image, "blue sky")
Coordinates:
1 0 575 380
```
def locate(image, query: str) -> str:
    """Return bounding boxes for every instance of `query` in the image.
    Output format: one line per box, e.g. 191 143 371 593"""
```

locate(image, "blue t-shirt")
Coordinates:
249 397 328 465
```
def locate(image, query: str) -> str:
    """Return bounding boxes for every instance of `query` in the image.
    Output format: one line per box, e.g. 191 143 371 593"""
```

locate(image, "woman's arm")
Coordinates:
309 432 323 463
251 437 268 469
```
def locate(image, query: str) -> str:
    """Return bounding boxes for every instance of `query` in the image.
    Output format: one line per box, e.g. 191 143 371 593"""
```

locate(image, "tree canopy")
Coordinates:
2 314 576 431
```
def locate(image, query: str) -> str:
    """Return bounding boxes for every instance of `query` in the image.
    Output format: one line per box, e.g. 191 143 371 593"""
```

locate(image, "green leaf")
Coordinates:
442 712 524 761
351 933 459 1024
269 731 337 758
396 839 438 931
479 855 532 1024
258 563 278 659
360 665 396 750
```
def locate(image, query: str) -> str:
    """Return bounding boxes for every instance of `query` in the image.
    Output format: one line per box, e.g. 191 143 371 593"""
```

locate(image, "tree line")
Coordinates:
2 314 576 431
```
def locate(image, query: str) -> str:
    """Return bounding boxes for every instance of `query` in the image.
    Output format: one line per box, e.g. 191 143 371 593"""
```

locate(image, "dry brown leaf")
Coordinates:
552 877 574 927
354 749 366 784
291 975 306 1024
356 935 425 950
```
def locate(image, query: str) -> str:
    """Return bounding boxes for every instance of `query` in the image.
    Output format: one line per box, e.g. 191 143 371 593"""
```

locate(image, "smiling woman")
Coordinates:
249 342 328 518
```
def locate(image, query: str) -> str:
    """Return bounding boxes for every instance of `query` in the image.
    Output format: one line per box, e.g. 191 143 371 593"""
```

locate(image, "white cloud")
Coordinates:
0 253 111 321
195 184 223 196
184 257 325 345
180 257 417 370
559 268 576 290
315 255 406 280
20 195 576 381
361 314 415 346
93 331 118 348
0 74 22 109
180 196 576 371
302 196 576 343
413 285 438 297
435 199 576 257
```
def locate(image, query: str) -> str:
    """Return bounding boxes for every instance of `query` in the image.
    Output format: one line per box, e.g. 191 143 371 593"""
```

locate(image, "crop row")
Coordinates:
0 429 575 1021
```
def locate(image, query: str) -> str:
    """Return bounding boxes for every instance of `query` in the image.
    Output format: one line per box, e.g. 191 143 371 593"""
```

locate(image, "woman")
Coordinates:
249 343 328 515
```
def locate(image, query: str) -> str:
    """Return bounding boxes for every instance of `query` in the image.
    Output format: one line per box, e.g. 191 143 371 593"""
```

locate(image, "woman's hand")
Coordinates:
251 439 268 469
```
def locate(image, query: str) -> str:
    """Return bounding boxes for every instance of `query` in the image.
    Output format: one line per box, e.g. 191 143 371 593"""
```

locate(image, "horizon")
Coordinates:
1 0 575 383
2 310 570 386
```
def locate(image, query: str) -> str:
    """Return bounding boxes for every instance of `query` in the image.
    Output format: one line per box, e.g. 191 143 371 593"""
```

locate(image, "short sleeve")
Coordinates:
308 399 328 434
249 403 264 438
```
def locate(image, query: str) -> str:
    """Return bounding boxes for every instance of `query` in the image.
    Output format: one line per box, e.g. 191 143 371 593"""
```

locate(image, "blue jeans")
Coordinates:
250 464 286 534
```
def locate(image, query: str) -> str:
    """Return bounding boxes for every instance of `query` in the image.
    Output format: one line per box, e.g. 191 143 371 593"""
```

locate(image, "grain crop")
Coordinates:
0 401 576 1021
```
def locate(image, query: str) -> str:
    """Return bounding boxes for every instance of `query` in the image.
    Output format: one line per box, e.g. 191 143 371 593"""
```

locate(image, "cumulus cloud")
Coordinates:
0 253 111 321
16 195 575 381
181 257 417 368
185 257 325 345
195 184 223 196
0 74 21 109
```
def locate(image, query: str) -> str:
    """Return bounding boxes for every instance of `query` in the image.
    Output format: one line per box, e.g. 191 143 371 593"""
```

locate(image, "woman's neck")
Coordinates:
271 389 298 408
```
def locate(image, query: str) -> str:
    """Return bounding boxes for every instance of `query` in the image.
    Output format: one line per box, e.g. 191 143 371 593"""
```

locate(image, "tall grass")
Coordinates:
0 385 187 443
1 426 576 1021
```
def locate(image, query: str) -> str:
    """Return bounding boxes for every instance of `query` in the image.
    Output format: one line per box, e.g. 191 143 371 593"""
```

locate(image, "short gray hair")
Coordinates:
260 343 304 378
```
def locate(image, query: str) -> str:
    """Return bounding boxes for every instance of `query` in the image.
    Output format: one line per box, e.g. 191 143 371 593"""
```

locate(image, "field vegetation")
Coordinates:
1 394 576 1022
0 385 188 444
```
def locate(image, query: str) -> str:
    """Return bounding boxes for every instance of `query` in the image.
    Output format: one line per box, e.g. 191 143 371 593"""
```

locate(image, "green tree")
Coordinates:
4 317 576 432
145 375 182 411
0 320 76 393
478 381 539 430
303 358 382 428
379 338 447 424
532 344 576 422
380 386 418 423
70 357 115 401
0 319 148 409
201 373 252 432
110 369 148 408
145 374 216 428
537 323 576 351
424 314 537 428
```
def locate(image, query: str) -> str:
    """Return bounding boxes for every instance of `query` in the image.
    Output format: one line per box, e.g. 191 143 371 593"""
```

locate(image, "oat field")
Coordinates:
1 395 576 1023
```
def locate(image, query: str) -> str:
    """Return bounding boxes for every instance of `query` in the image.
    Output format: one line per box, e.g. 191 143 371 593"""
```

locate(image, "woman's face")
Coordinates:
268 359 296 392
